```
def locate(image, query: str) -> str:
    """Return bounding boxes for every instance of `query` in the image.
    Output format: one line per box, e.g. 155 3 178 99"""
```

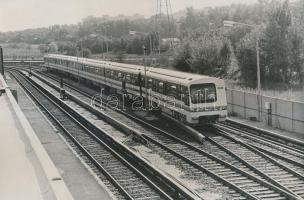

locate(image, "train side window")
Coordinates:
121 73 125 81
168 83 177 98
152 79 157 91
148 78 153 89
158 81 164 94
142 77 145 87
126 74 131 83
111 71 115 79
176 85 181 99
136 73 141 86
105 70 110 78
99 68 104 75
118 72 122 80
131 74 136 85
181 86 190 105
171 85 177 93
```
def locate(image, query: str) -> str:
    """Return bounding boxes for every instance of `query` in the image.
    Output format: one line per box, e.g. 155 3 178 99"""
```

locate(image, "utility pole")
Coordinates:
143 45 149 113
256 38 261 121
0 46 4 76
149 34 153 55
223 20 262 121
104 25 109 58
76 49 80 84
155 0 174 53
80 39 84 57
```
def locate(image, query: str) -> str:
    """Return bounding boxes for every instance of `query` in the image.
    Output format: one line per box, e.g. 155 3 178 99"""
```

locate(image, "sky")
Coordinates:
0 0 257 32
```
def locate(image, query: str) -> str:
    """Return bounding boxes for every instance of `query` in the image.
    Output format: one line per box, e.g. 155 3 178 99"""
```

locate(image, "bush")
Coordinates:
173 33 231 77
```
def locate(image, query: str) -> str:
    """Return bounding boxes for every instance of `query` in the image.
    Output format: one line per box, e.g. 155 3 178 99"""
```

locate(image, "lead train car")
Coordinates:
44 54 227 125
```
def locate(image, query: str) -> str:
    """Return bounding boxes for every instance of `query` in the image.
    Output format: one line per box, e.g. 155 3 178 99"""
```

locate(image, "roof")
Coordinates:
45 54 221 85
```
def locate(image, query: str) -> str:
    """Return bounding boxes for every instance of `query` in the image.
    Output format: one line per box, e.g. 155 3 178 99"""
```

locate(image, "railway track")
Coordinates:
31 70 302 200
213 123 304 176
218 121 304 154
11 70 198 200
203 127 304 199
141 128 301 199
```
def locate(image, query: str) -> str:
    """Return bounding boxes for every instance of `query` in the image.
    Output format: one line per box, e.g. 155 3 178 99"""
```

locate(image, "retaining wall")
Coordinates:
226 88 304 135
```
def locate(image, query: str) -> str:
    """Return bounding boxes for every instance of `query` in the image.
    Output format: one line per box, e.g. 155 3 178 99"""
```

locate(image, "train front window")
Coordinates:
190 83 216 104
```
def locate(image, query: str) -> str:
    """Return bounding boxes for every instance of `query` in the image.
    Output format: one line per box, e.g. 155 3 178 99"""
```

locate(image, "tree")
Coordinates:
186 33 231 77
82 48 92 58
182 7 200 30
173 42 192 72
236 30 266 87
288 27 304 85
262 0 291 83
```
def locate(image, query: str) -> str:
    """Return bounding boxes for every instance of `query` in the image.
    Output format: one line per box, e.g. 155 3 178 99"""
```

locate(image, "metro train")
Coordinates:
44 54 227 125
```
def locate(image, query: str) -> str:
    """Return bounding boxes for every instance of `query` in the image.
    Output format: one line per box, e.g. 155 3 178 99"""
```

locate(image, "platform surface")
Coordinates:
4 73 115 200
0 74 74 200
0 94 45 199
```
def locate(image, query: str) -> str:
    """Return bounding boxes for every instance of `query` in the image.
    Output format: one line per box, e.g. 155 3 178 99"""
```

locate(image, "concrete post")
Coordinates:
292 102 295 132
275 98 278 128
244 91 246 119
231 89 234 114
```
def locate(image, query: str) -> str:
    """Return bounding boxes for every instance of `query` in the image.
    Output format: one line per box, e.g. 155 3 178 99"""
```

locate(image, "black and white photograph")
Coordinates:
0 0 303 199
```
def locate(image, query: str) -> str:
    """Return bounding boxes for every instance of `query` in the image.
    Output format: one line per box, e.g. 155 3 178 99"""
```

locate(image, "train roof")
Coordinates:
146 67 214 84
45 54 142 73
45 54 223 85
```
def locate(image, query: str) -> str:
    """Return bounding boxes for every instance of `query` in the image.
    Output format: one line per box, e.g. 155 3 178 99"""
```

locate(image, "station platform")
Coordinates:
228 116 304 142
0 74 73 200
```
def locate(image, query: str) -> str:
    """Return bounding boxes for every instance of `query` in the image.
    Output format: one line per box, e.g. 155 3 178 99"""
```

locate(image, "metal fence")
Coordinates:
226 88 304 134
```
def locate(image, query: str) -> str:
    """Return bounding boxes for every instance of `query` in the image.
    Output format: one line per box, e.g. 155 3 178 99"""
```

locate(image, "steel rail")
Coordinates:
11 71 174 200
13 70 200 200
33 70 301 199
221 120 304 154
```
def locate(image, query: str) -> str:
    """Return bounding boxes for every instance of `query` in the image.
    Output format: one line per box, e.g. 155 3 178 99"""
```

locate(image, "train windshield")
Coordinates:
190 83 217 104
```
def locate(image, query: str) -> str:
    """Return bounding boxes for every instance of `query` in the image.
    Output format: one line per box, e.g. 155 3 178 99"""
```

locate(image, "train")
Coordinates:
44 54 227 125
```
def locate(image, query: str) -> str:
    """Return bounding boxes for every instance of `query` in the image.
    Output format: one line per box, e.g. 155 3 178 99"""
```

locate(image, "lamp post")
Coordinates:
104 25 109 58
223 20 262 121
0 46 4 76
130 31 152 114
